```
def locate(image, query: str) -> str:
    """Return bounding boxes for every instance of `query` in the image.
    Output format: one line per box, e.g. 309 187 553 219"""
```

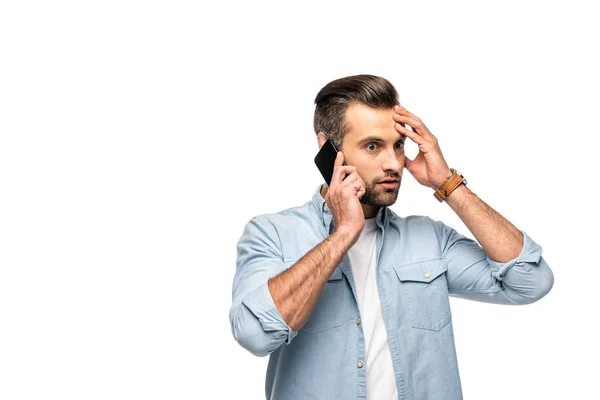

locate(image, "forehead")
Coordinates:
344 102 399 143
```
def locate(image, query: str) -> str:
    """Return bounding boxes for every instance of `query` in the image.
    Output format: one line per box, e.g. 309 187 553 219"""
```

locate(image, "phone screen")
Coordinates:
314 140 346 186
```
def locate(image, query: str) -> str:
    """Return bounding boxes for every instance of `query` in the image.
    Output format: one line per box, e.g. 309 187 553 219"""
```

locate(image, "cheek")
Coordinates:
364 170 381 185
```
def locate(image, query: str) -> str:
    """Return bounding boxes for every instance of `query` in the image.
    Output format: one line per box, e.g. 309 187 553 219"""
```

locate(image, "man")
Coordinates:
229 74 554 400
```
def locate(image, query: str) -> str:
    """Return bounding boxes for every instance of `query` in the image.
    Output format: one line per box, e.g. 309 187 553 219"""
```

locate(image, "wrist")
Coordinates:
331 226 360 249
432 169 454 189
433 168 468 202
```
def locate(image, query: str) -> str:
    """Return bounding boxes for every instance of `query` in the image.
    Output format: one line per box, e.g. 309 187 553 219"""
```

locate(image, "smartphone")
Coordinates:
314 139 346 186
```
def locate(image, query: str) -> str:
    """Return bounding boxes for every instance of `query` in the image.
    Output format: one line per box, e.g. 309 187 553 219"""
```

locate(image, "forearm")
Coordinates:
444 184 523 263
268 228 355 331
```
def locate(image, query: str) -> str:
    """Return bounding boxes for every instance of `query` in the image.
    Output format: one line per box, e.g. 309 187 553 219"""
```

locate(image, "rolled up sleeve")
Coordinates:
430 218 554 305
229 216 298 357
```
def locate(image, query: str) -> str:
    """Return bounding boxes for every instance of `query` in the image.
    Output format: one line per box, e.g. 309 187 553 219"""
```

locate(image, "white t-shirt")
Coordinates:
347 217 398 400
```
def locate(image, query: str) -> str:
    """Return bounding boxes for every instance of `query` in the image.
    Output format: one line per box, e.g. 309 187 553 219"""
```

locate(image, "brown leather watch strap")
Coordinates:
433 168 466 202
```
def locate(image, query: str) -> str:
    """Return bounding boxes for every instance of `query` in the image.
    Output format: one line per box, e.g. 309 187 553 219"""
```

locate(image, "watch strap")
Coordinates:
433 168 466 202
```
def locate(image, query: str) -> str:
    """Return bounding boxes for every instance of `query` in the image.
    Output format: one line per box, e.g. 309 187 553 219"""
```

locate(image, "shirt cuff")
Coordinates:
487 230 543 281
242 281 299 345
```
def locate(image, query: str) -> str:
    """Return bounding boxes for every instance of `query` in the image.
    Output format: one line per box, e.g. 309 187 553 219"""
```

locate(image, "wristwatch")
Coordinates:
433 168 467 202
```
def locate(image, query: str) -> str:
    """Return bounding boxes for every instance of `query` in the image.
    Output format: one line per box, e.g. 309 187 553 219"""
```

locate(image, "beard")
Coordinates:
360 177 401 207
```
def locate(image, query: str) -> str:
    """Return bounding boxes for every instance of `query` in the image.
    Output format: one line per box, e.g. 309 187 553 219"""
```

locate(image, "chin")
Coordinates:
361 186 400 207
379 194 399 207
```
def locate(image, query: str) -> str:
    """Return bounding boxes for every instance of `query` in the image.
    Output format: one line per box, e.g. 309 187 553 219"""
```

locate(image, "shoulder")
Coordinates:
243 200 318 234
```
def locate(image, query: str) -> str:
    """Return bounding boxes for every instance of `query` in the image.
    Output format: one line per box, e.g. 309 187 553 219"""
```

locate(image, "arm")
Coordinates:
445 183 523 263
271 151 367 329
229 216 355 357
432 185 554 304
268 228 355 331
230 151 365 356
390 104 553 304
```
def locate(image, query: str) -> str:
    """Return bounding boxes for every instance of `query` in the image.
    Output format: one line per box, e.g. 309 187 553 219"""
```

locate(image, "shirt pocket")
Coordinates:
394 258 452 331
299 266 345 334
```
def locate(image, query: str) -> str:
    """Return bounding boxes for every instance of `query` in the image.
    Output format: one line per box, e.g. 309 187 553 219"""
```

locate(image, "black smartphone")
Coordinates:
314 139 346 186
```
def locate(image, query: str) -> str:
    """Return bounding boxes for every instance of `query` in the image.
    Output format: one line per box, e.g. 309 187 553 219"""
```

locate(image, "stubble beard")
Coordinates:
360 178 401 208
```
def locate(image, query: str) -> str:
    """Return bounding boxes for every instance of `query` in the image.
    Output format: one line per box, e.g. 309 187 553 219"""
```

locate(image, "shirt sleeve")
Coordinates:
429 217 554 305
229 216 299 357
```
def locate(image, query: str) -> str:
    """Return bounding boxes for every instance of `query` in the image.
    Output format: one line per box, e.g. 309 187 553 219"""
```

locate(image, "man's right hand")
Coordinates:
262 151 366 332
324 151 365 241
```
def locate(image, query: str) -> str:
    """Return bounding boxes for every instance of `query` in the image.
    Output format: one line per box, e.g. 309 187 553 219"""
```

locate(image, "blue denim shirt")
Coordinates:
229 184 554 400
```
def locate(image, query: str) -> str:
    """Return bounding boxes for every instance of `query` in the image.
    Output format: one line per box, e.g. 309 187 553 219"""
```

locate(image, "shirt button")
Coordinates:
323 204 329 211
356 317 361 325
424 272 431 279
496 271 500 277
357 361 363 368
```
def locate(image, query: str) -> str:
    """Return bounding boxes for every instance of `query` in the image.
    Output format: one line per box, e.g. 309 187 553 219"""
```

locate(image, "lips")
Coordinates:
377 179 400 189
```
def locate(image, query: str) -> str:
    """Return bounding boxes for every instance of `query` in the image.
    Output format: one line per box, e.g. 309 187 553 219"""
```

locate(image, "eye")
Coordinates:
366 143 378 151
395 141 404 150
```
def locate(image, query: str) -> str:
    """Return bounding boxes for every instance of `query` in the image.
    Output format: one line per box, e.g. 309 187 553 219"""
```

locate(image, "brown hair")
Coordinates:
313 74 400 150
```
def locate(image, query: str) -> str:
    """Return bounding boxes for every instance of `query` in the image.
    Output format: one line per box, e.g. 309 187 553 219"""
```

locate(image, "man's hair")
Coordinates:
313 74 400 150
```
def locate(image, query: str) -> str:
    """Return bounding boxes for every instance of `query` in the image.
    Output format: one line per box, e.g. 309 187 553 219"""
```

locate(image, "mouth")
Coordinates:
377 179 400 188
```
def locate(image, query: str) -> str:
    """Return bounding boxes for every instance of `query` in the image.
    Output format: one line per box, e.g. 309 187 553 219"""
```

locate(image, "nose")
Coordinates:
382 149 403 173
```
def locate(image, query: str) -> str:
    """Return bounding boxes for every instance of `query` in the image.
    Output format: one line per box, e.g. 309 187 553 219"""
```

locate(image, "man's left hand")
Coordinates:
393 105 453 190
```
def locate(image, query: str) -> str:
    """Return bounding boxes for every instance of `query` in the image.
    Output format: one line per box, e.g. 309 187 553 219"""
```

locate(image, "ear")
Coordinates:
317 132 328 150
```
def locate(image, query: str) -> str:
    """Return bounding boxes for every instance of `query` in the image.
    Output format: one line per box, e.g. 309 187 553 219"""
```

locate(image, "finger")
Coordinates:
342 177 363 197
337 165 357 177
357 187 366 199
394 104 418 120
394 122 426 145
333 164 358 186
393 106 433 136
335 169 361 187
355 177 366 198
349 174 364 191
392 113 429 136
392 113 420 130
355 175 365 192
337 171 360 189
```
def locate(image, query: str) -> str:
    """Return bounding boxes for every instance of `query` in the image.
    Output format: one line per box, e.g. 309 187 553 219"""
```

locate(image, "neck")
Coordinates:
320 184 381 219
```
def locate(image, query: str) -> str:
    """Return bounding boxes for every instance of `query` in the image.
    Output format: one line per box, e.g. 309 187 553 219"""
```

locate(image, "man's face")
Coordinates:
340 102 406 207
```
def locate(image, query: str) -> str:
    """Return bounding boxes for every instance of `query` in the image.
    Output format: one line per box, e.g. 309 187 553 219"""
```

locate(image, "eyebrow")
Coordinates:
357 135 406 146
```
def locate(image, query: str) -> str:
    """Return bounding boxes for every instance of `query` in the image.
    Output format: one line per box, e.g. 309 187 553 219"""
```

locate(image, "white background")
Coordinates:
1 0 598 399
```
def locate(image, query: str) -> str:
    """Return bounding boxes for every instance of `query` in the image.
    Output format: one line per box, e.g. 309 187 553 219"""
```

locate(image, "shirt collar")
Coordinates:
311 183 388 233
